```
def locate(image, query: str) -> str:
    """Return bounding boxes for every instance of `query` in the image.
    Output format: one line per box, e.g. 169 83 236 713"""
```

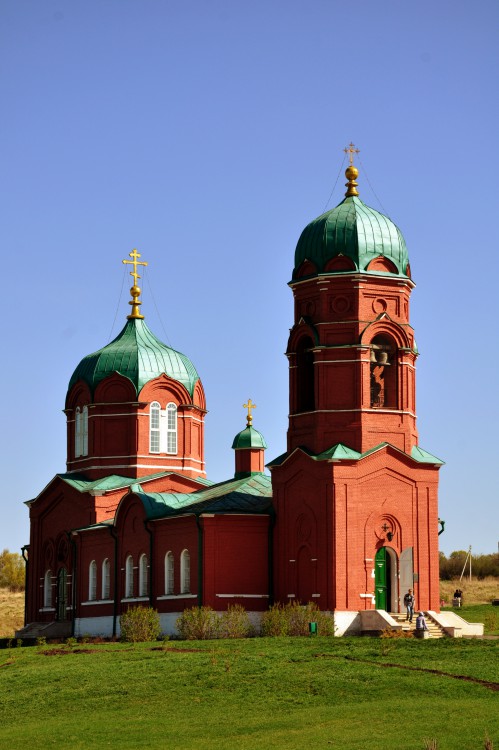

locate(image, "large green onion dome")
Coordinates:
293 163 410 278
67 318 200 398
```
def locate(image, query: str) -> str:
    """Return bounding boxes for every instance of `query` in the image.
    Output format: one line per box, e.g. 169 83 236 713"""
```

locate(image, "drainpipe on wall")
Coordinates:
66 531 77 638
144 520 154 608
438 519 445 536
109 526 119 638
21 545 29 627
195 515 203 607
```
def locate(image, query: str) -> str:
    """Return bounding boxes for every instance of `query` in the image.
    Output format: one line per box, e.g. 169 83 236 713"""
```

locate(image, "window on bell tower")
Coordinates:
296 337 315 413
370 335 397 408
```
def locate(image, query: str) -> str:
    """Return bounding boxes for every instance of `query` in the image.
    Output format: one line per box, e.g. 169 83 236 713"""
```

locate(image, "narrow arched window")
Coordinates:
139 554 148 597
102 558 110 600
125 555 134 598
44 569 53 607
370 335 397 408
150 401 160 453
75 407 81 457
166 403 177 454
88 560 97 601
180 549 190 594
82 405 89 456
296 337 315 413
164 551 174 595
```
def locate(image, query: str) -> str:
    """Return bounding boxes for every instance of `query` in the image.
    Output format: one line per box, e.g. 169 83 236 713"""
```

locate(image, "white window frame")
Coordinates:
89 560 97 601
44 569 53 607
102 558 110 600
150 401 161 453
75 407 81 457
82 405 88 456
139 554 148 597
180 549 190 594
164 551 174 595
125 555 134 598
165 403 178 454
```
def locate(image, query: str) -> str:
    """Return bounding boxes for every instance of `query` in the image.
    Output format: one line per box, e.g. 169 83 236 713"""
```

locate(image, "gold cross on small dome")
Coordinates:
123 249 148 319
344 141 360 165
243 399 256 426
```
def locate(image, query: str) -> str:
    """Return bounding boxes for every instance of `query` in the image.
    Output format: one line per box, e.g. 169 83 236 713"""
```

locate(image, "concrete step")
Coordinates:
389 612 446 639
15 621 72 639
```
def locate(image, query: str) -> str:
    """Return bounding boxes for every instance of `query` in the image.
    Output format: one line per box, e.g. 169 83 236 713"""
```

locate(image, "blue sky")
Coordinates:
1 0 498 557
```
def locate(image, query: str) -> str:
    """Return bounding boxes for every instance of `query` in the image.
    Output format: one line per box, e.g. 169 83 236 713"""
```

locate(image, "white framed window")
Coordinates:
139 554 148 597
82 405 88 456
44 569 53 607
180 549 190 594
102 558 110 600
125 555 134 598
165 403 177 454
75 407 81 457
88 560 97 601
150 402 160 453
164 551 174 595
75 405 89 457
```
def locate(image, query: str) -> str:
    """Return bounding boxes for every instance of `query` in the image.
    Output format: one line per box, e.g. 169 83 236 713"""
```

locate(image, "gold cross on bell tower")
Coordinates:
122 249 148 319
243 399 256 426
344 142 360 197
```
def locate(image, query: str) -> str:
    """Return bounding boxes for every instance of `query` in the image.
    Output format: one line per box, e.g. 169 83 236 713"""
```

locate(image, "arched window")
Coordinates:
150 401 160 453
370 335 397 408
102 558 110 600
75 405 89 457
125 555 134 598
296 337 315 413
75 407 81 457
166 403 177 454
164 551 174 595
44 570 53 608
139 554 148 597
88 560 97 601
82 405 88 456
180 549 190 594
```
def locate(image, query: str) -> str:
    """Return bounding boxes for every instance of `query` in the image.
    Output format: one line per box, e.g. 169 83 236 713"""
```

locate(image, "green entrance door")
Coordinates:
57 568 67 621
375 547 390 610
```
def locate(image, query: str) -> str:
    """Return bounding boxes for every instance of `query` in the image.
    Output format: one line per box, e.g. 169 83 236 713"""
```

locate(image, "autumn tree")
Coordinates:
0 549 25 591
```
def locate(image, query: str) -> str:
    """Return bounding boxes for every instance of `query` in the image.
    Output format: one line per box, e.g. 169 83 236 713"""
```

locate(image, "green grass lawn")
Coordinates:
0 637 497 750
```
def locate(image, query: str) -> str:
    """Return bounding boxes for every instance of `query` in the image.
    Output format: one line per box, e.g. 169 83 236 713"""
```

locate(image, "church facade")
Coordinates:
21 155 444 637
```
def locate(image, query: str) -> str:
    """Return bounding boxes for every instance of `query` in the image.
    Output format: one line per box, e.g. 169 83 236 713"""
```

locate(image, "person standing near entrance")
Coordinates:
404 588 415 623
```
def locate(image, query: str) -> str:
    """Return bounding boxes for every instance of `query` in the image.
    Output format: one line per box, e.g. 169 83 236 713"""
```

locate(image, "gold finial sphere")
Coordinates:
131 285 141 296
345 165 359 180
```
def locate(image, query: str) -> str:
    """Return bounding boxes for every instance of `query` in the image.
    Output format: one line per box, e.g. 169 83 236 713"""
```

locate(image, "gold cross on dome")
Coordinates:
122 248 148 285
122 249 148 320
243 399 256 426
344 142 360 165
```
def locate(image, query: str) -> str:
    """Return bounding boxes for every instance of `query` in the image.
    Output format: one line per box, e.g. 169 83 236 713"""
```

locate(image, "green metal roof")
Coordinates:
231 425 268 450
268 442 443 467
67 318 200 399
58 471 212 494
293 196 409 278
131 473 272 520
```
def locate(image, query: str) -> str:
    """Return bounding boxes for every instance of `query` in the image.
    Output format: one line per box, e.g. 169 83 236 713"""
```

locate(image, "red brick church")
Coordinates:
21 151 445 637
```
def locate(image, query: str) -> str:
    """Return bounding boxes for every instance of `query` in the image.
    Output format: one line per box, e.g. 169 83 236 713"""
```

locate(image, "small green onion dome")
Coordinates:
293 195 409 278
231 425 268 451
67 318 200 399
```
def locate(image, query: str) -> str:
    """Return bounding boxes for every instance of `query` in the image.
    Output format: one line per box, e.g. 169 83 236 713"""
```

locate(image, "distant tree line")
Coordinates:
439 550 499 580
0 550 25 591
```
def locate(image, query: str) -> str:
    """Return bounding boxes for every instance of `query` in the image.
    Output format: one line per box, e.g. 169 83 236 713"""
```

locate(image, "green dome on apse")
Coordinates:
231 425 268 451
